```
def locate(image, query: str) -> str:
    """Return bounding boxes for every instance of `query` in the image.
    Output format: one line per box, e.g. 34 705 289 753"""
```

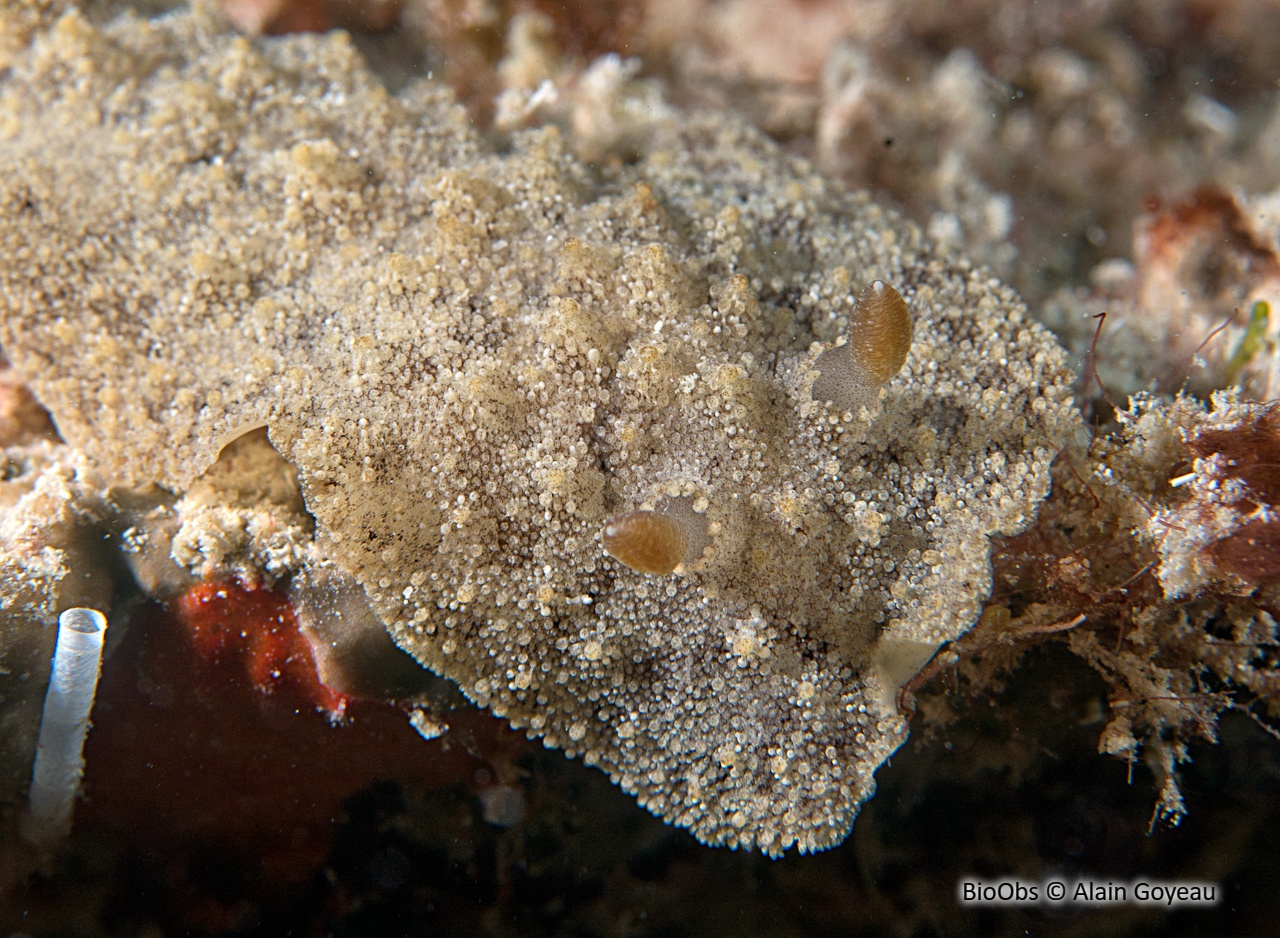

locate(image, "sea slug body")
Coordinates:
0 6 1077 854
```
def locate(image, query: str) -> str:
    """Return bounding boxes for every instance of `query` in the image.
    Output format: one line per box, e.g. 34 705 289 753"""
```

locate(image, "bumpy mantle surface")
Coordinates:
0 5 1076 853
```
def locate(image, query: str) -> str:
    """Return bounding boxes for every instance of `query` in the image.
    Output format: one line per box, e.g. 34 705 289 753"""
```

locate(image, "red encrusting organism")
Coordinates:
175 578 350 720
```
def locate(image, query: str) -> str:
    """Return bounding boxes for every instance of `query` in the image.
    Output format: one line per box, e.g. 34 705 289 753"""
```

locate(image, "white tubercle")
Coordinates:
20 607 108 850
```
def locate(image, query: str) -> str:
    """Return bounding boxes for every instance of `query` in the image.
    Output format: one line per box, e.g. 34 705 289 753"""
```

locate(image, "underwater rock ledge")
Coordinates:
0 3 1076 853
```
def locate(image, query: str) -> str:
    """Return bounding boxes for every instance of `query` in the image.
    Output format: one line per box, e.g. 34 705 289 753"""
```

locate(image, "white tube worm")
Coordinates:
21 607 108 850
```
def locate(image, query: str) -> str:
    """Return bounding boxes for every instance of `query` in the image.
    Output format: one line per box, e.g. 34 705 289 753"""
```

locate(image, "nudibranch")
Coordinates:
0 6 1078 855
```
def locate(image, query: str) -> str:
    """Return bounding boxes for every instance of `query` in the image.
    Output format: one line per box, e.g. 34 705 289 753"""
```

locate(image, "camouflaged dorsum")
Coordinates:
0 8 1078 855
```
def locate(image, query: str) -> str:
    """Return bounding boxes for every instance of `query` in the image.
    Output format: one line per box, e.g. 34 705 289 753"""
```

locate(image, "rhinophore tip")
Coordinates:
601 498 713 575
847 280 913 385
811 280 913 413
602 511 689 575
20 607 108 851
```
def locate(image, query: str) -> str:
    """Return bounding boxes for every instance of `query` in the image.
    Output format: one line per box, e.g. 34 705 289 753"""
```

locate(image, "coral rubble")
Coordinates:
0 2 1075 852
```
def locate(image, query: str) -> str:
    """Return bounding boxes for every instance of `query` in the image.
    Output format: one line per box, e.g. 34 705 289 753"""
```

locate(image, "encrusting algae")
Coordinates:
0 2 1077 853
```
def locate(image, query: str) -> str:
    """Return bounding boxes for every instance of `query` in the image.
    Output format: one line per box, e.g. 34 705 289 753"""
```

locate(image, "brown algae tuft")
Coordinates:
0 4 1076 853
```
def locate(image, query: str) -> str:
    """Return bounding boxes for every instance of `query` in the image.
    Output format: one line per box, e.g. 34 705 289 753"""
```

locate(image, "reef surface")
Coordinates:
0 3 1075 853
